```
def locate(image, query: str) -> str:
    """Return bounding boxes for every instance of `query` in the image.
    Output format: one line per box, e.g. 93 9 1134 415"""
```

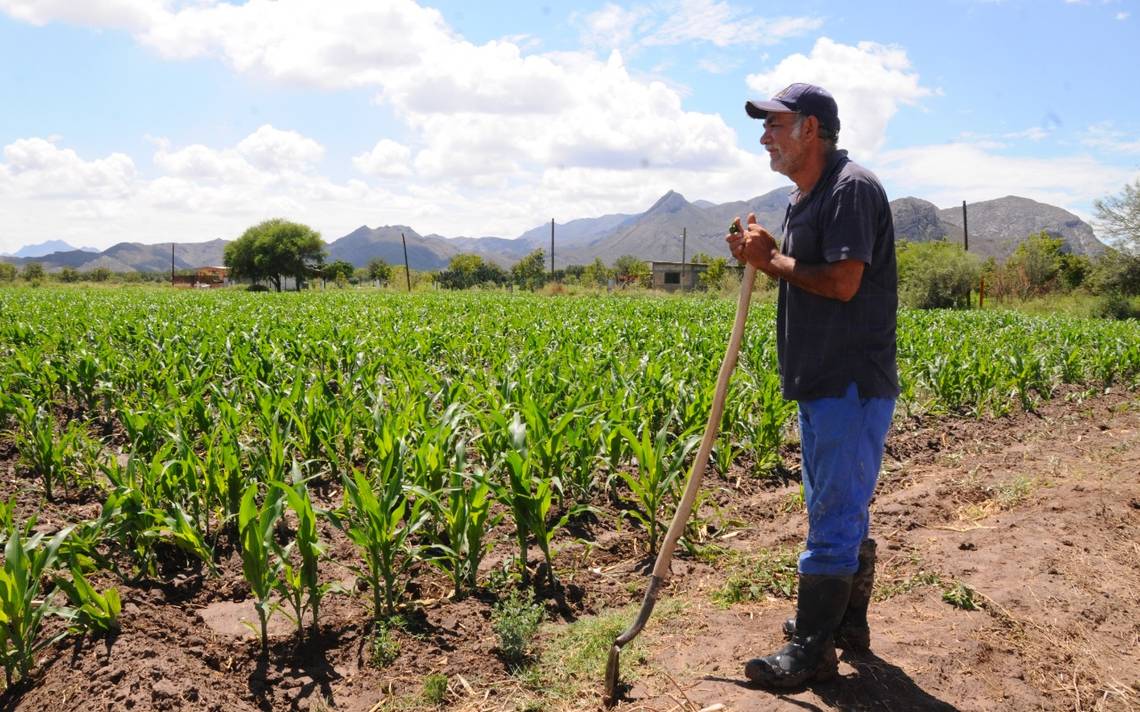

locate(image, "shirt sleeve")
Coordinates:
820 174 877 265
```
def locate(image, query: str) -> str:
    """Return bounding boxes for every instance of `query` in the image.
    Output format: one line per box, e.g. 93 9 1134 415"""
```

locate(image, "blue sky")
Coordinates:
0 0 1137 254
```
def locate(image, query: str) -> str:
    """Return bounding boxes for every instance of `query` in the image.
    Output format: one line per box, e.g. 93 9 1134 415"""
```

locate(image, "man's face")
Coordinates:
760 111 806 177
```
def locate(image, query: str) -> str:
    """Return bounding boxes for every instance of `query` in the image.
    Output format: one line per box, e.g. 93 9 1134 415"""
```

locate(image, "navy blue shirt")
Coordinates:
776 149 898 401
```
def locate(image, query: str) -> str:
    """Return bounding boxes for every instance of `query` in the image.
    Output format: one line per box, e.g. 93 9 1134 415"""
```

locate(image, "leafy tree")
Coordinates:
21 262 44 282
436 254 508 289
224 219 326 292
697 257 731 290
612 255 650 288
59 267 80 283
367 258 392 284
89 267 111 283
897 240 981 309
0 262 15 282
1088 248 1140 296
511 249 547 290
689 252 714 264
1005 231 1064 298
1094 179 1140 254
580 258 611 287
323 260 356 285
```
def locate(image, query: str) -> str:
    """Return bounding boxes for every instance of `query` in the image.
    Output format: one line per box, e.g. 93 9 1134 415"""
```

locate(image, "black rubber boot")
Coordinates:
782 538 876 651
745 573 852 689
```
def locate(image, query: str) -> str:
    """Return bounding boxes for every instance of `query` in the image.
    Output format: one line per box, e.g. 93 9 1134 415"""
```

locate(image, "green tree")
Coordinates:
511 249 547 290
436 254 508 289
323 260 355 286
0 262 16 282
1094 179 1140 254
897 240 981 309
21 262 44 283
580 258 611 287
367 258 392 284
613 255 650 288
224 219 326 292
58 267 80 283
1005 231 1064 298
89 267 112 283
1088 248 1140 296
697 257 731 290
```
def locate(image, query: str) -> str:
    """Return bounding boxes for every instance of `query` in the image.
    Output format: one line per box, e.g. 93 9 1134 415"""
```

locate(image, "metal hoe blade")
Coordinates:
603 263 758 706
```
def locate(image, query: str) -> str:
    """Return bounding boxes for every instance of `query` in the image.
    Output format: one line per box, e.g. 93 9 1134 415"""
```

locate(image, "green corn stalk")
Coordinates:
13 400 81 502
493 415 570 584
614 421 700 553
54 568 121 636
429 446 500 597
0 506 73 688
272 470 330 642
238 483 285 655
334 466 428 620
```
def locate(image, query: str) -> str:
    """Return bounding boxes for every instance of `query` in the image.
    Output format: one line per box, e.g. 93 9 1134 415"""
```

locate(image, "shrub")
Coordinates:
898 240 981 309
492 589 545 665
422 673 449 705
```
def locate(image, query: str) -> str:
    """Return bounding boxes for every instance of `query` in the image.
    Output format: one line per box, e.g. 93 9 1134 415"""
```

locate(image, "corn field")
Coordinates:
0 287 1137 693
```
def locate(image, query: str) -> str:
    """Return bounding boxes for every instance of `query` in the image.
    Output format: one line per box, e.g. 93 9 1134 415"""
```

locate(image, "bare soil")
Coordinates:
1 387 1137 712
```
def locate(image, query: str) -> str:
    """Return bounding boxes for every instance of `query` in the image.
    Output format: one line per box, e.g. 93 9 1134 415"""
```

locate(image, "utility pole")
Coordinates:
170 243 175 285
962 200 969 252
681 227 687 291
401 232 411 292
550 219 555 277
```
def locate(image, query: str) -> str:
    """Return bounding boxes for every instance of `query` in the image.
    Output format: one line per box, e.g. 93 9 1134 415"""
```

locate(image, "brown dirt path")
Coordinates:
619 389 1140 712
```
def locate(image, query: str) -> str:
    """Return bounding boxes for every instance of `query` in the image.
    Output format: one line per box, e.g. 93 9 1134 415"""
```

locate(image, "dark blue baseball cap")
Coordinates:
745 83 840 134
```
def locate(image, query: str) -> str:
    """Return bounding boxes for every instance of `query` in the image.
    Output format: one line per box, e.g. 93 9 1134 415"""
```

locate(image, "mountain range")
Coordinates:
1 191 1107 274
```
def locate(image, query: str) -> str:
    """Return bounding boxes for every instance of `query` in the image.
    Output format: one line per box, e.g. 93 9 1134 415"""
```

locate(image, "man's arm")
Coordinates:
726 213 864 302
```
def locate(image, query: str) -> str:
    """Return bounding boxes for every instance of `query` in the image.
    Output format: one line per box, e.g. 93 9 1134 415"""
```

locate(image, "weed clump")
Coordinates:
492 589 545 665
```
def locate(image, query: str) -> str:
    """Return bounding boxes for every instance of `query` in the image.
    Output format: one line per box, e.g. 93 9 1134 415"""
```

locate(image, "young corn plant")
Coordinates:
334 466 429 620
54 568 121 636
493 415 571 584
13 399 81 502
429 456 500 598
272 472 331 642
238 483 285 655
615 420 700 554
0 505 73 688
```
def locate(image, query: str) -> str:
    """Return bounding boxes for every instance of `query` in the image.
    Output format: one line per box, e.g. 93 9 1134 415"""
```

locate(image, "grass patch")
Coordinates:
368 623 401 668
712 547 799 606
875 569 943 601
526 598 686 702
422 673 449 705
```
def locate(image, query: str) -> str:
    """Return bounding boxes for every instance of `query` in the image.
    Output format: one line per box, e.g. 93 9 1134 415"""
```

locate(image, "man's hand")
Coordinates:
726 213 778 269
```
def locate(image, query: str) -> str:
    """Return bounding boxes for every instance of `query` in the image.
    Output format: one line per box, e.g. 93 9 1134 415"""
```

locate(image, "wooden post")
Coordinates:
681 227 687 290
979 276 985 309
962 200 969 252
550 218 555 277
401 232 411 292
171 243 175 285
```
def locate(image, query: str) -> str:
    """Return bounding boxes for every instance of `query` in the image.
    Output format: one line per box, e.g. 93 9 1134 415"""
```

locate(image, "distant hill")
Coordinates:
937 196 1105 259
0 192 1108 274
8 240 97 258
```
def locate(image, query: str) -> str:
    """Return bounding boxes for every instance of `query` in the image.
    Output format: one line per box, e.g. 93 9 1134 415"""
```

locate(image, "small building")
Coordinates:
650 261 708 292
172 266 229 288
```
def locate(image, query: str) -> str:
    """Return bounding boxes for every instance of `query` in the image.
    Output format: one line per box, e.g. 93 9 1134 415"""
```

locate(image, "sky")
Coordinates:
0 0 1138 254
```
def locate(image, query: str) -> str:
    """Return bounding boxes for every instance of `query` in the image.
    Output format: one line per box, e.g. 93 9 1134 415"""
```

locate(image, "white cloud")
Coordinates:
353 139 413 177
1081 122 1140 154
0 0 161 31
746 38 934 158
1116 11 1130 20
874 142 1134 211
236 125 325 172
2 138 136 199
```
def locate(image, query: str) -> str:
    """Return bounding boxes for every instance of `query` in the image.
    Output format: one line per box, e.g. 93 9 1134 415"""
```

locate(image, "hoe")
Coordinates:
604 254 758 705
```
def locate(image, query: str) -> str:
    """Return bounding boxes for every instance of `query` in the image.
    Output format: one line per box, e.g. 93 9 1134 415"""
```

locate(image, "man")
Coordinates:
726 83 898 689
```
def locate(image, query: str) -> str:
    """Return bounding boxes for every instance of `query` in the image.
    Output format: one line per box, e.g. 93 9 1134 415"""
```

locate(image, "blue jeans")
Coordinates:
797 382 895 576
